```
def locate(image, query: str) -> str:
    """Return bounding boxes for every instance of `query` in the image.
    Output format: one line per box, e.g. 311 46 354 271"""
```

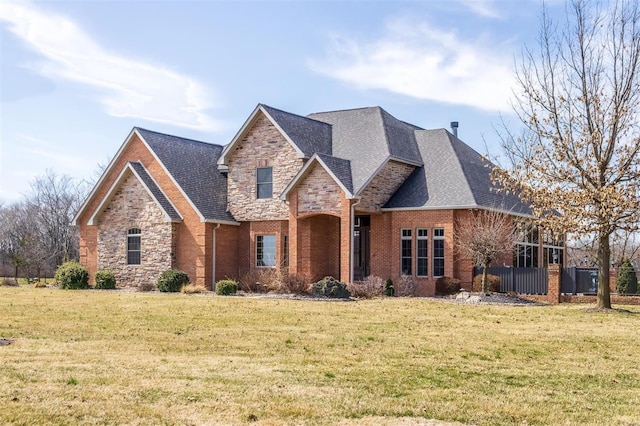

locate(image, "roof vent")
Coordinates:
450 121 459 138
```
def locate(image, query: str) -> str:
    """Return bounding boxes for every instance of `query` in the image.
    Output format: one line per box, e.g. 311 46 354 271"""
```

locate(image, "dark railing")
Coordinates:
473 266 548 295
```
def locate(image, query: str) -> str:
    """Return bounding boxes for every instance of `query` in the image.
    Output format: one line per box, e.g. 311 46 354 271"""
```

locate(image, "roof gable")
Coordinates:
218 104 332 167
136 128 236 224
280 153 354 200
88 162 182 225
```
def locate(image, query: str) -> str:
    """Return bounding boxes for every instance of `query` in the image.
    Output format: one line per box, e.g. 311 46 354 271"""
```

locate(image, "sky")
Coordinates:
0 0 565 204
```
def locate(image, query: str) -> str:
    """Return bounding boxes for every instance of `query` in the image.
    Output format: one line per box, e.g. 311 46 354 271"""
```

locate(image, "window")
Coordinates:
542 229 564 266
401 229 412 275
433 228 445 277
417 228 428 277
256 235 276 267
256 167 273 199
513 222 539 267
127 228 141 265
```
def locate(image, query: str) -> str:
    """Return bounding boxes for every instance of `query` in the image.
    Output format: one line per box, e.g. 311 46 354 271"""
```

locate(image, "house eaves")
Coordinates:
87 162 183 226
280 153 354 200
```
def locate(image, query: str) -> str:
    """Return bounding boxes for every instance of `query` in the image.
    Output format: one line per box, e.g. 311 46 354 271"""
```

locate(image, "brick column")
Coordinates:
548 264 561 304
340 196 352 283
288 189 299 277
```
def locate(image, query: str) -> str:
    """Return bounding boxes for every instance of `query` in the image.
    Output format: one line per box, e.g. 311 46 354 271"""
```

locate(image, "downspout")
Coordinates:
212 223 221 290
349 197 362 284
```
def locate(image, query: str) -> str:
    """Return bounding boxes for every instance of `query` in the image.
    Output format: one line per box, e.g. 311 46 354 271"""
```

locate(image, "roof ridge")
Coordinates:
308 105 382 115
135 127 223 148
260 104 333 127
445 131 482 206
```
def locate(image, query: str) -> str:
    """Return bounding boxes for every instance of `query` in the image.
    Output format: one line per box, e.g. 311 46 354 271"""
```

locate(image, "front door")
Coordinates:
353 216 370 281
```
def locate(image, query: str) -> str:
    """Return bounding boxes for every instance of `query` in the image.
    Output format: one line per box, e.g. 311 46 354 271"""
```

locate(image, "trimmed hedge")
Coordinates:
435 276 461 296
312 276 350 299
55 261 89 290
472 273 501 293
215 279 238 295
94 269 116 289
157 269 189 293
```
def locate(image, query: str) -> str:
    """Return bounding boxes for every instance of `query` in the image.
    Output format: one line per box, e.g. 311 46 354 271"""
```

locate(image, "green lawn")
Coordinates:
1 287 639 425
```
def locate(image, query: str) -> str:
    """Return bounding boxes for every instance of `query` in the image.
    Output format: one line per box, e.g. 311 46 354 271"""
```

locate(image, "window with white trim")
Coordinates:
433 228 445 277
401 229 412 275
256 235 276 267
513 222 539 267
256 167 273 199
417 228 428 277
127 228 141 265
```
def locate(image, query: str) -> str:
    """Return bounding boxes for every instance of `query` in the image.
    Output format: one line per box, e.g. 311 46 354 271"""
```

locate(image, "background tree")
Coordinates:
494 0 640 309
616 258 638 294
454 209 513 294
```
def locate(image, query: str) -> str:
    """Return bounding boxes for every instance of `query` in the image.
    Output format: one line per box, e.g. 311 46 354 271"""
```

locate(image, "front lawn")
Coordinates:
1 287 639 425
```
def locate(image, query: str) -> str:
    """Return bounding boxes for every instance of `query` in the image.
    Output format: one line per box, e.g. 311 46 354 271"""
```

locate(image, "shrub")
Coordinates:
181 284 208 294
278 272 310 295
616 258 638 294
2 277 19 287
394 274 418 297
157 269 189 293
472 273 501 293
215 279 238 295
94 269 116 289
238 268 281 293
138 281 155 292
55 261 89 289
349 275 384 299
384 278 395 297
312 276 350 299
435 276 462 296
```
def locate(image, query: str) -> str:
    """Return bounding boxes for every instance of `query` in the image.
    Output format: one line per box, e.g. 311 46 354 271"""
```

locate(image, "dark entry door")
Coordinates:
353 216 370 281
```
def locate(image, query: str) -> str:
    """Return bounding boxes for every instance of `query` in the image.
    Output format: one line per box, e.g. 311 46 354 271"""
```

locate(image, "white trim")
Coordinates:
203 219 241 226
217 104 306 168
280 153 355 200
86 162 183 226
388 155 423 168
381 205 535 219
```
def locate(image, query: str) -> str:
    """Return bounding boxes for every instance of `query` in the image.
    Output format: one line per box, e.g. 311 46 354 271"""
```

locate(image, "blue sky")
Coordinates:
0 0 563 203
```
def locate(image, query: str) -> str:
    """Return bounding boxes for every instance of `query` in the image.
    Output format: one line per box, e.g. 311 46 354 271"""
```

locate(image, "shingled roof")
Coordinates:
136 128 236 223
129 161 182 221
384 129 532 215
307 107 423 194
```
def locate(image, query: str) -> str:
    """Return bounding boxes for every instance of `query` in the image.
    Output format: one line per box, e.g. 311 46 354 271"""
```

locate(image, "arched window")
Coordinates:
127 228 141 265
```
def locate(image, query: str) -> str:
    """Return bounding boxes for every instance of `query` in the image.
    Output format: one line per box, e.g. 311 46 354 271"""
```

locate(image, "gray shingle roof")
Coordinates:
384 129 532 215
316 153 353 194
129 161 182 221
308 106 423 194
261 104 332 157
136 128 236 223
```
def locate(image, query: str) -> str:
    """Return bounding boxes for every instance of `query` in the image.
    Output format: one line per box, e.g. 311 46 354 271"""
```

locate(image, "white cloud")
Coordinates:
0 2 218 131
456 0 503 19
310 17 515 112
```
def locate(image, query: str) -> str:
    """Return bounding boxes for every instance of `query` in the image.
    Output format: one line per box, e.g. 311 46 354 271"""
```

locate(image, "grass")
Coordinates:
1 287 639 425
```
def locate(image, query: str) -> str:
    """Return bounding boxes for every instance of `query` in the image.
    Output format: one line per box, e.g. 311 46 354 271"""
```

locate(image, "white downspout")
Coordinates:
212 223 221 290
349 197 362 284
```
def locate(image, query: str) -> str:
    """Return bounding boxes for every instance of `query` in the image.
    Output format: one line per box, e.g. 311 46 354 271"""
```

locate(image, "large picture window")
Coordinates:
514 222 539 267
256 234 276 267
433 228 445 277
417 228 428 277
401 229 412 275
542 229 564 266
256 167 273 199
127 228 141 265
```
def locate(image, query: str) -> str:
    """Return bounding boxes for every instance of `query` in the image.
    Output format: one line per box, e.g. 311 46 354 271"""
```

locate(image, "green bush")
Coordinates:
312 276 350 299
384 278 394 297
55 261 89 290
215 279 238 295
472 273 501 293
435 276 461 296
94 269 116 289
616 259 638 295
157 269 189 293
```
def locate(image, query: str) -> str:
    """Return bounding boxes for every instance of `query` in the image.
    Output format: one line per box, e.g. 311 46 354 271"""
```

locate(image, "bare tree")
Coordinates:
0 202 39 278
455 210 514 294
494 0 640 309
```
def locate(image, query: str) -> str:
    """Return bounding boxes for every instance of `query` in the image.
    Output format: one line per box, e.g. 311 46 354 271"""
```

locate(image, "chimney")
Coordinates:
450 121 459 138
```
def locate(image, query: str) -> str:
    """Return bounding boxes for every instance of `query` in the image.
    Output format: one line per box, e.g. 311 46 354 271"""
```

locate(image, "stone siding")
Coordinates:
227 113 304 221
297 163 342 216
357 161 415 213
97 172 174 287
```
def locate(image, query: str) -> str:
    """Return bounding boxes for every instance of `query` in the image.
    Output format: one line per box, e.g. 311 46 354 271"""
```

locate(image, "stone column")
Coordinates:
548 264 562 304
